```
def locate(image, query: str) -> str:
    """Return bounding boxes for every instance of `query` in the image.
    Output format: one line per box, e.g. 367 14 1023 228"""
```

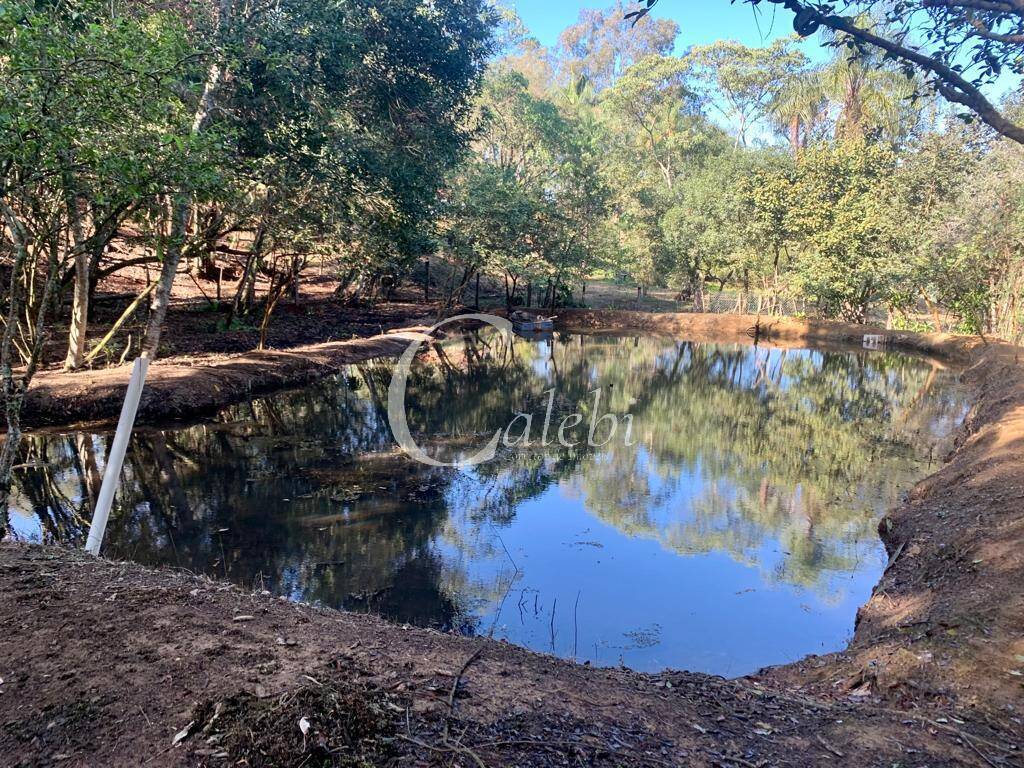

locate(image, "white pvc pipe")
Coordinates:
85 356 150 556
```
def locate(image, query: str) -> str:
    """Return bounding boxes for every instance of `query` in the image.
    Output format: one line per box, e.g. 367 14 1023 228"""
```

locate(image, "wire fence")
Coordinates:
700 292 810 317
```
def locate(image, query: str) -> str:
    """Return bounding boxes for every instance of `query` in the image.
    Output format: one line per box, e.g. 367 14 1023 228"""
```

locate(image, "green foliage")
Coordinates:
438 69 609 303
556 1 679 91
445 20 1022 330
787 141 909 321
685 37 807 146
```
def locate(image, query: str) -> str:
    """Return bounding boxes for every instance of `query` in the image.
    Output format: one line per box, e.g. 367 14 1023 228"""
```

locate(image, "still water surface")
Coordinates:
9 334 967 675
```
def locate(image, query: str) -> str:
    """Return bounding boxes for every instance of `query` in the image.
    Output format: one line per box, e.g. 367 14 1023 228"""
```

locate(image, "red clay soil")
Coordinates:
20 326 435 428
13 306 972 429
1 311 1022 767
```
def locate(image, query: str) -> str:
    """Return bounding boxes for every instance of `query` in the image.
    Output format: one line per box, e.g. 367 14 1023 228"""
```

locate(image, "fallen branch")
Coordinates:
83 280 158 366
447 647 483 718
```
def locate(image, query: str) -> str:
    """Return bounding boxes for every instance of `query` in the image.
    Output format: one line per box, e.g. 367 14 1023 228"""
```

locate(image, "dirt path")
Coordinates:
1 311 1022 766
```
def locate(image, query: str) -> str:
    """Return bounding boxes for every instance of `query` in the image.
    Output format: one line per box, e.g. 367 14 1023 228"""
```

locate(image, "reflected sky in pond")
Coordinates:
8 334 968 676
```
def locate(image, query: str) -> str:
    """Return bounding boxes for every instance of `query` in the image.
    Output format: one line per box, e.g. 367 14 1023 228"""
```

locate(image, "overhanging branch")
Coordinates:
631 0 1024 144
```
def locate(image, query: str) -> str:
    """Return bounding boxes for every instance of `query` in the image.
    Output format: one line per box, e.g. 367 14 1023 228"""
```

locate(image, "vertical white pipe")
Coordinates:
85 356 150 556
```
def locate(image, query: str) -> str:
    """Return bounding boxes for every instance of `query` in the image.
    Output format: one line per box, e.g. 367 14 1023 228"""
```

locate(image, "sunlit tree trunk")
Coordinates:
788 114 801 156
65 251 90 369
63 190 90 369
142 1 229 359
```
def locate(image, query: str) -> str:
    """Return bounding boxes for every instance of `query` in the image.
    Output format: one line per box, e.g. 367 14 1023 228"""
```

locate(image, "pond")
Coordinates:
8 332 968 676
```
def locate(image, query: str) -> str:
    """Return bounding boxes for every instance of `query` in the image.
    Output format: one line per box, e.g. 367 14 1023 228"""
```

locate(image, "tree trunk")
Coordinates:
691 273 705 313
142 194 191 358
141 27 226 361
921 290 942 333
64 240 90 370
0 209 61 534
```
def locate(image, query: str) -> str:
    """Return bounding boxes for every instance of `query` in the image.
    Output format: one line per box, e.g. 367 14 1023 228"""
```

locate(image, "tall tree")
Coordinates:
818 21 927 145
628 0 1024 144
0 0 205 531
558 1 679 91
769 69 828 154
685 38 807 146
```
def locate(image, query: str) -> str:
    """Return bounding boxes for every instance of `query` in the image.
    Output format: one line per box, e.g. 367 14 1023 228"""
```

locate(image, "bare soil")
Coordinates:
1 309 1022 767
20 271 441 428
21 325 436 429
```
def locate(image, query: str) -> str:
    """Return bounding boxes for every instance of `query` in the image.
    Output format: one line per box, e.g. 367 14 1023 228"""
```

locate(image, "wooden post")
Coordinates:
424 258 430 302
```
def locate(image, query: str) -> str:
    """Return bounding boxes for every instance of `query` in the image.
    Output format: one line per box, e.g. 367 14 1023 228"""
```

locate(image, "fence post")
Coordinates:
84 356 150 556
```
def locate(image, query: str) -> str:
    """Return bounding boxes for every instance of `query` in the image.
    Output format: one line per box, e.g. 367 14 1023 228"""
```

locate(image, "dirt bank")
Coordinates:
18 327 434 429
553 309 988 363
14 308 986 429
1 311 1022 766
0 540 1018 768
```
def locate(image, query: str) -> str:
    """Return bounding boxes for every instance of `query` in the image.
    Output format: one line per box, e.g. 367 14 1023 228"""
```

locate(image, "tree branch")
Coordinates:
802 5 1024 143
634 0 1024 144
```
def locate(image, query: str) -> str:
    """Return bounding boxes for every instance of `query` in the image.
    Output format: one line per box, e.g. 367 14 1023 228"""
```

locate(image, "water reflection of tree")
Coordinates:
11 374 471 629
9 333 965 623
547 339 964 589
421 333 964 591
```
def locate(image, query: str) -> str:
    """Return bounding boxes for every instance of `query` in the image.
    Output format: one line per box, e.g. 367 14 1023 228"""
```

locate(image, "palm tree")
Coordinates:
770 69 828 155
819 17 924 144
770 17 927 153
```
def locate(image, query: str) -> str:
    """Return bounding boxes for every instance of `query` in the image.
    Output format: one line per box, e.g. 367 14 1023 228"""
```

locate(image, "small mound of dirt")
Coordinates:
183 677 398 767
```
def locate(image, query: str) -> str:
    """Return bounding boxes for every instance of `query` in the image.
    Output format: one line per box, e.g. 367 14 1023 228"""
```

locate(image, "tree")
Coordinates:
817 21 929 145
735 151 802 311
558 1 679 91
598 55 727 291
769 69 828 154
442 70 609 308
0 0 497 534
787 140 911 322
0 0 207 532
685 38 807 146
628 0 1024 145
903 118 1024 337
602 55 704 190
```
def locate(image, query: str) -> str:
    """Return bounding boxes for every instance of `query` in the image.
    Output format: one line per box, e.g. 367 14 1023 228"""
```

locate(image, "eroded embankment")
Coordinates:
13 309 974 429
15 328 433 428
0 312 1021 767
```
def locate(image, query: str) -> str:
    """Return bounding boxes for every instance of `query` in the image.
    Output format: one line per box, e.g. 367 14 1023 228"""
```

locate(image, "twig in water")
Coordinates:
573 590 581 660
549 597 557 652
493 529 519 574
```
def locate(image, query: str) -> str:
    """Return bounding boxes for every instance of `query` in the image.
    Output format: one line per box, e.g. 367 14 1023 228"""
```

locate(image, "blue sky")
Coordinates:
509 0 832 64
508 0 1020 100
